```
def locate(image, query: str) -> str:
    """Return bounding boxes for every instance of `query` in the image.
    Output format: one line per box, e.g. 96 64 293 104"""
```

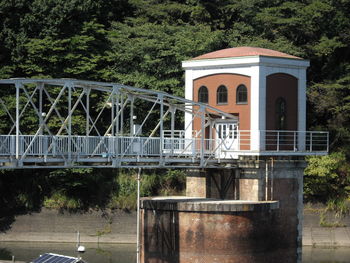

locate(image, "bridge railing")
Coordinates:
225 130 329 153
0 135 198 158
0 130 328 160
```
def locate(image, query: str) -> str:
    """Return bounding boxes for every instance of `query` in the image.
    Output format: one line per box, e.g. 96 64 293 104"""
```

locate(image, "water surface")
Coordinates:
303 246 350 263
1 242 350 263
0 242 136 263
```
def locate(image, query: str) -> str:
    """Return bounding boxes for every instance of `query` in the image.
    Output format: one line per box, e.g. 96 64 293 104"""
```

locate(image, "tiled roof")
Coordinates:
192 47 302 60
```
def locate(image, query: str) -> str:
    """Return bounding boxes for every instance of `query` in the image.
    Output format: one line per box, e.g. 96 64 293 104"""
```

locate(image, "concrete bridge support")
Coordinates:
141 159 306 263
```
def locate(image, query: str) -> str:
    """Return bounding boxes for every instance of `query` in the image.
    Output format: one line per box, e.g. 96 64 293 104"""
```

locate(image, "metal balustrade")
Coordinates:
0 130 328 160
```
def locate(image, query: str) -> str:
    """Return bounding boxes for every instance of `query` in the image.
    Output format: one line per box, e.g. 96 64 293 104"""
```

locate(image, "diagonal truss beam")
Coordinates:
0 78 241 168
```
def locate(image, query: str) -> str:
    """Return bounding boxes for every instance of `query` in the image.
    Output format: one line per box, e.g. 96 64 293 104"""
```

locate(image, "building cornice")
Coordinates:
182 56 310 70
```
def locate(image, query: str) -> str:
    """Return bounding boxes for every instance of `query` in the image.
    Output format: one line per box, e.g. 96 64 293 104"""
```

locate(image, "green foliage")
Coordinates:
308 74 350 151
326 198 350 218
108 194 137 211
46 168 115 209
20 20 109 80
0 0 350 208
43 191 82 210
115 171 137 198
106 21 223 97
107 169 186 210
159 169 186 196
304 152 350 201
0 167 186 213
318 199 349 227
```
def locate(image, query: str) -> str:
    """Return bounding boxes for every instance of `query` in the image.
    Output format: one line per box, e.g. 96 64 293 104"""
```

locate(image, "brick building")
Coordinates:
182 47 310 157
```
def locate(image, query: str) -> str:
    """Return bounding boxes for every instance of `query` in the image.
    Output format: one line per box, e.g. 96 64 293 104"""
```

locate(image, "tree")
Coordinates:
21 20 109 80
105 20 224 96
304 152 350 201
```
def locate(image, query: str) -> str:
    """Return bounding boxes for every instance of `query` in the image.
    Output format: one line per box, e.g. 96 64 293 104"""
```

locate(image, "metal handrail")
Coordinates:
0 130 329 159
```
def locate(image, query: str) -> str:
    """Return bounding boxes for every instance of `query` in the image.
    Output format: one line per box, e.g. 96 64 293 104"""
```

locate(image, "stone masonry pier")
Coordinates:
141 159 306 263
141 197 279 263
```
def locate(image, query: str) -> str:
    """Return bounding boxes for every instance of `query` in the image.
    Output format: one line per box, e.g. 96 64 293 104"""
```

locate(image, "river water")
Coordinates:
0 242 350 262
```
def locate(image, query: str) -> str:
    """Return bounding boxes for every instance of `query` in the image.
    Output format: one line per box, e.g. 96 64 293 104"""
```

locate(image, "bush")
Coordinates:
159 169 186 196
304 152 350 202
107 169 186 210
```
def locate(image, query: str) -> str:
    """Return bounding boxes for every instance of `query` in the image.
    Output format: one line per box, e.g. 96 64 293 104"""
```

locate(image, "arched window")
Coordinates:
236 84 248 104
217 85 227 104
198 86 208 103
276 97 287 130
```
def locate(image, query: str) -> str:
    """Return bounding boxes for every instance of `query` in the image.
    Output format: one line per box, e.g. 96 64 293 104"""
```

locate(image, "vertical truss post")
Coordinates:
170 105 175 155
129 95 134 135
110 87 116 159
115 88 120 160
111 86 116 136
15 82 20 160
115 88 120 136
209 119 213 152
38 82 43 135
120 94 124 135
68 82 72 164
85 88 90 136
159 95 164 164
200 106 205 166
85 87 90 156
38 82 44 157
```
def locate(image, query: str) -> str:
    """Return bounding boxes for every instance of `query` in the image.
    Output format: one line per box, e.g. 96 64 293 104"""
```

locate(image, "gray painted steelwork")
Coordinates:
0 79 328 169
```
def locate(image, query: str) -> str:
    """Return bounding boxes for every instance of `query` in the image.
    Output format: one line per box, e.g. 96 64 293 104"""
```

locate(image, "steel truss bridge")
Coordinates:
0 79 328 169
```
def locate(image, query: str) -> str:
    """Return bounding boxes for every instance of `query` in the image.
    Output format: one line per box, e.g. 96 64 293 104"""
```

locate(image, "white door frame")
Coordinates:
215 119 239 158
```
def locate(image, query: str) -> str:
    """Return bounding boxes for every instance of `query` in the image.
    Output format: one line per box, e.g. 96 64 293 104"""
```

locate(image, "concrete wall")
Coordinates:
239 179 260 201
237 159 305 262
185 169 209 198
173 160 305 263
0 208 136 243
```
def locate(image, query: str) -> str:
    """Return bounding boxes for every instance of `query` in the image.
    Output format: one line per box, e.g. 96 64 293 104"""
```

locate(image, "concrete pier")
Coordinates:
141 197 279 263
141 159 306 263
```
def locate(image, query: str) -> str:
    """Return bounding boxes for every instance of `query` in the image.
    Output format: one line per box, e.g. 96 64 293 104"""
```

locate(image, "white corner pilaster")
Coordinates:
250 65 266 151
259 65 267 151
184 69 193 140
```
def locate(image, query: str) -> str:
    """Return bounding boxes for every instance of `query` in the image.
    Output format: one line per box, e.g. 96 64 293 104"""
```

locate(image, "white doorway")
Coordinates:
215 122 239 158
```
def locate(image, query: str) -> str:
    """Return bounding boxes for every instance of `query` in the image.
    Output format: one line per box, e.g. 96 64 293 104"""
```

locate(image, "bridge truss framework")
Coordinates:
0 78 240 169
0 79 328 169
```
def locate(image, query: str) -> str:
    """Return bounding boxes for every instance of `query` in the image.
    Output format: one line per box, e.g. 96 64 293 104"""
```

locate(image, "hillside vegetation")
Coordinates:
0 0 350 213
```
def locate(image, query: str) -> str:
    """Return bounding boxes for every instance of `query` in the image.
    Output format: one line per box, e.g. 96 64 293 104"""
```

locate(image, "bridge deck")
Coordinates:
0 133 328 169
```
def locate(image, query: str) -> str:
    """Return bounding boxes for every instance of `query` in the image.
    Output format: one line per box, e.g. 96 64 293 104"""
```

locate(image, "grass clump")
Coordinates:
319 211 346 227
108 194 137 211
326 198 350 218
43 192 82 210
318 198 349 227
